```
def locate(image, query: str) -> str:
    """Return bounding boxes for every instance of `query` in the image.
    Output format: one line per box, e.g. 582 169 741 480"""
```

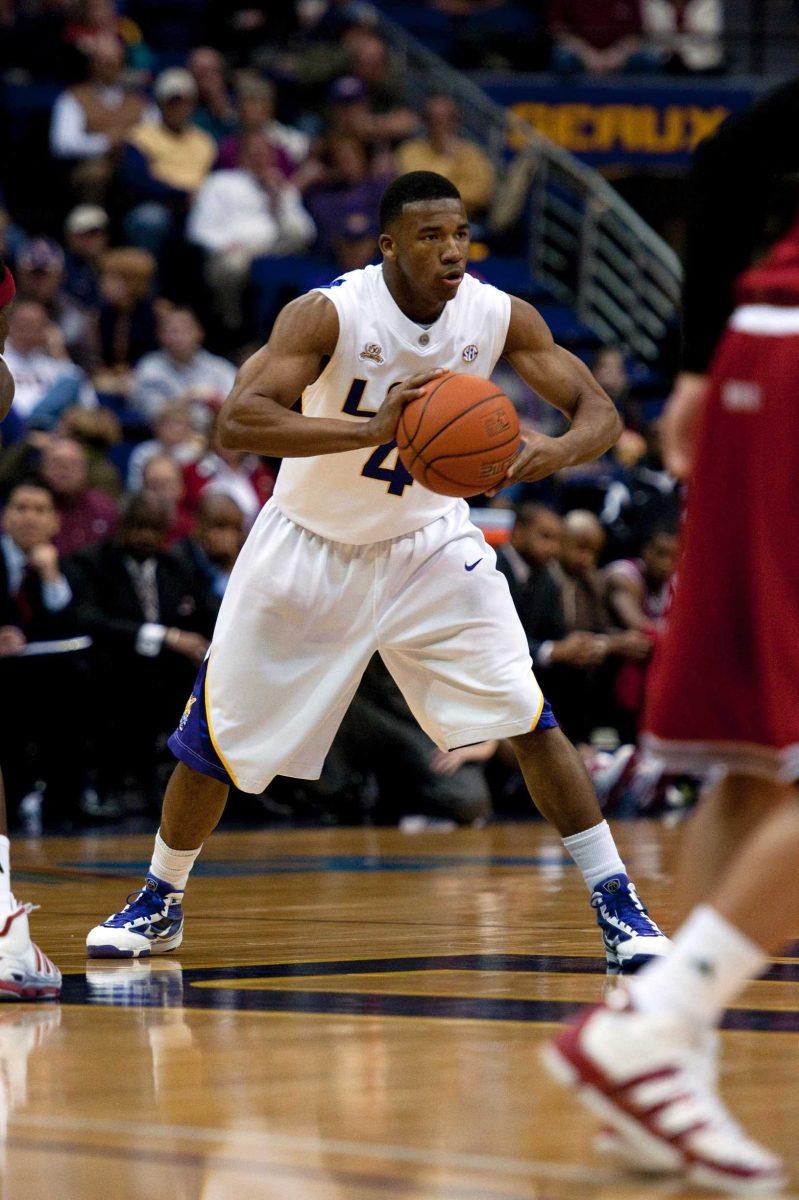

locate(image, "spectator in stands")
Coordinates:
642 0 725 73
334 211 380 272
325 77 409 171
95 247 158 388
549 0 660 74
65 492 217 805
16 238 98 372
0 480 89 817
50 34 149 203
342 25 418 143
174 492 246 600
604 525 678 631
64 0 154 74
141 454 195 546
63 205 109 309
591 345 630 409
2 301 97 423
39 436 118 556
122 69 217 254
187 131 316 332
131 308 236 422
58 406 123 498
182 407 274 527
189 46 237 143
127 400 204 491
305 134 390 260
218 73 310 174
396 95 496 218
496 503 607 676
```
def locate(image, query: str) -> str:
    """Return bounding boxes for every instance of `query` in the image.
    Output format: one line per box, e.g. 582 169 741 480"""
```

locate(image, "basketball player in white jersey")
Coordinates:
0 262 61 999
87 172 670 971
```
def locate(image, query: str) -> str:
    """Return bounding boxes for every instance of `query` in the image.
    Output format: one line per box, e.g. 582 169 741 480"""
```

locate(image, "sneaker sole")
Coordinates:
541 1043 786 1194
0 978 61 1000
86 928 183 959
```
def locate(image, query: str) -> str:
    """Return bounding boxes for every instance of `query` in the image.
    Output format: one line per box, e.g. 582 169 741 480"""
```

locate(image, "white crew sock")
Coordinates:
0 835 13 913
628 904 768 1027
562 820 627 892
149 830 202 892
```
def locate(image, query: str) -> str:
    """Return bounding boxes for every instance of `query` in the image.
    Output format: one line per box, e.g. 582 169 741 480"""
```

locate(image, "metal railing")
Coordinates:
377 12 683 363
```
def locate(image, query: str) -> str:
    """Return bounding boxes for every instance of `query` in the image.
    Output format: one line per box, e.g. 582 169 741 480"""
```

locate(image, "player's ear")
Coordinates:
379 233 396 261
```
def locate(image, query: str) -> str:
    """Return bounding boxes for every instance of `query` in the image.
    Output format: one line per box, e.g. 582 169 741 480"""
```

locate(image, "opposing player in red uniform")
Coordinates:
543 166 799 1193
0 263 61 999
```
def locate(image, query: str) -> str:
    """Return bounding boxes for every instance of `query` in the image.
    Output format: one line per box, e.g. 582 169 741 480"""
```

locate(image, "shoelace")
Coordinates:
591 883 662 937
106 888 173 925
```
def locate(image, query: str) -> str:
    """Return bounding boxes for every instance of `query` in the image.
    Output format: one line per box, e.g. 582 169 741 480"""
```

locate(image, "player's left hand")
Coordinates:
486 430 570 495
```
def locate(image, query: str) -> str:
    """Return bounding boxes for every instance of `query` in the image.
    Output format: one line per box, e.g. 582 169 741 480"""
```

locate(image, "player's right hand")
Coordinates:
359 369 445 447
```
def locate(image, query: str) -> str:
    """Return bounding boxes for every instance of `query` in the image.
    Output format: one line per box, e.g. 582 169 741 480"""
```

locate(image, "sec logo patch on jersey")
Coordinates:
462 344 479 362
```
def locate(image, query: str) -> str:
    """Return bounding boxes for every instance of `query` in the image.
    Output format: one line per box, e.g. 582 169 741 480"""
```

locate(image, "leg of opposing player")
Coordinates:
0 772 61 999
543 775 798 1194
511 726 671 974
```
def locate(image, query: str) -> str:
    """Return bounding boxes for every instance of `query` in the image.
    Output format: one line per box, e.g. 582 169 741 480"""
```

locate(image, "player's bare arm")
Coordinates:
501 296 622 483
0 356 14 425
218 292 442 457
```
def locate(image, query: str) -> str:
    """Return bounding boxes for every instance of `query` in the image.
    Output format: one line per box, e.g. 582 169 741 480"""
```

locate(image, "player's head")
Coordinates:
379 172 469 311
560 509 605 578
641 524 679 584
1 481 59 551
511 503 563 568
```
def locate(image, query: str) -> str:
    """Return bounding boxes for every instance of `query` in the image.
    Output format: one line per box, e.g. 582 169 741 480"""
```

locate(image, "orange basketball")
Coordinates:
396 371 521 498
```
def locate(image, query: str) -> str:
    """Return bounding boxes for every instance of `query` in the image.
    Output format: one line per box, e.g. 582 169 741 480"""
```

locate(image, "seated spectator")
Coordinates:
553 509 653 740
63 205 110 309
341 25 418 144
39 436 118 556
604 525 679 632
50 34 149 203
218 73 309 174
0 481 90 816
57 406 123 498
325 78 407 172
131 308 236 422
187 132 316 331
2 301 97 423
182 408 274 527
592 345 630 410
334 211 380 272
65 492 217 805
189 46 237 143
64 0 154 73
141 454 195 546
122 69 217 254
549 0 660 74
15 238 98 372
126 400 204 491
396 95 496 219
313 655 495 827
174 492 246 599
95 247 158 389
305 134 391 260
643 0 724 73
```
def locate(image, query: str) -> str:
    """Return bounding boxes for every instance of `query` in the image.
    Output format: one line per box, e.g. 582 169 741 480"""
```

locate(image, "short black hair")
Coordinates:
379 171 462 231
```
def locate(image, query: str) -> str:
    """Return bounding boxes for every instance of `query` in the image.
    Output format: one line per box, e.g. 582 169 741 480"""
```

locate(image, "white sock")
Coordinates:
0 836 13 913
562 820 626 892
149 830 202 892
629 904 768 1027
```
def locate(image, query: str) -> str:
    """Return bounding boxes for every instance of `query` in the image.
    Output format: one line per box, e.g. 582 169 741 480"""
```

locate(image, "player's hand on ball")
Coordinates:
507 430 570 483
360 368 445 447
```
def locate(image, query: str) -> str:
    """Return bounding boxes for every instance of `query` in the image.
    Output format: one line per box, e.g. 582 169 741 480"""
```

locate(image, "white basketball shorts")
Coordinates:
168 500 549 793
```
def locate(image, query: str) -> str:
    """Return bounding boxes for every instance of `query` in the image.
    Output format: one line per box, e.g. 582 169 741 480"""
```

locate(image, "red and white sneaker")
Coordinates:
541 994 785 1195
0 904 61 1000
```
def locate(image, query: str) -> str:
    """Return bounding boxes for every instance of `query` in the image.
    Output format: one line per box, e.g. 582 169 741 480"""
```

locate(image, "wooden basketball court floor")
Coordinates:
5 819 799 1200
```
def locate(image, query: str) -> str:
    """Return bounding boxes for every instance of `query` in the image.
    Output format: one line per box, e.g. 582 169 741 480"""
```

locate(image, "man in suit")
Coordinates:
0 479 90 817
66 492 218 806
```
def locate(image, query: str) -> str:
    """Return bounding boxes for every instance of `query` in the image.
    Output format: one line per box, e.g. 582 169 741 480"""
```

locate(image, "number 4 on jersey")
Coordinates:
362 442 414 497
340 378 415 498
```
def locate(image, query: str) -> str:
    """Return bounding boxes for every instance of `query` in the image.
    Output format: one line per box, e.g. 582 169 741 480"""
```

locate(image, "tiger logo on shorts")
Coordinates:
179 694 197 731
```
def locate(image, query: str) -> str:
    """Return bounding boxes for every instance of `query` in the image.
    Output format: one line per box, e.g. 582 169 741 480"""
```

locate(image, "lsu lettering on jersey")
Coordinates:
272 264 511 544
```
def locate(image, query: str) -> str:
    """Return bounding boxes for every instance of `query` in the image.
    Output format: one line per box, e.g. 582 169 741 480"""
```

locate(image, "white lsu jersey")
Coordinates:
272 263 511 544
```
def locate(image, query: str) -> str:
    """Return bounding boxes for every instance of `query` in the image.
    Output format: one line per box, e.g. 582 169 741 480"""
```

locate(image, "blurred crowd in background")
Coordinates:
0 0 694 834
